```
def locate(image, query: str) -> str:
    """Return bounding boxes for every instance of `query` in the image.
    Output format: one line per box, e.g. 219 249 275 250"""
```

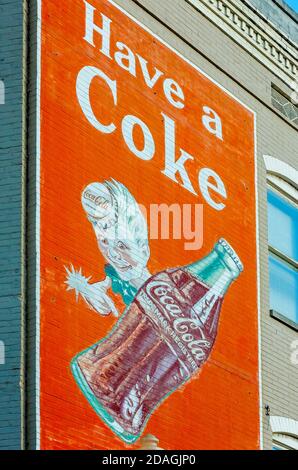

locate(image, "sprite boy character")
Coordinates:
65 179 151 317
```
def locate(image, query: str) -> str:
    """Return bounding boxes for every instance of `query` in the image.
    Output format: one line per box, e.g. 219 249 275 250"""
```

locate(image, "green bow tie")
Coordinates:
104 264 138 306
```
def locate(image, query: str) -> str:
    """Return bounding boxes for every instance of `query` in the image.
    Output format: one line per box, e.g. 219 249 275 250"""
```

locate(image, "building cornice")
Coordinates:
187 0 298 86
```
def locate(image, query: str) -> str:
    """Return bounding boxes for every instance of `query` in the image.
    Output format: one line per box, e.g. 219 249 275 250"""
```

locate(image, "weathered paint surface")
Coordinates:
39 0 259 449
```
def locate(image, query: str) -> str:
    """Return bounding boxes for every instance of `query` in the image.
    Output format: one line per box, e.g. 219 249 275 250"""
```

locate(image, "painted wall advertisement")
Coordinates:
39 0 260 449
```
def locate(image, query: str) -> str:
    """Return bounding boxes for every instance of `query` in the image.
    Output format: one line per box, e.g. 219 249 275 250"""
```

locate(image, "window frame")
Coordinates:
272 439 297 450
267 180 298 329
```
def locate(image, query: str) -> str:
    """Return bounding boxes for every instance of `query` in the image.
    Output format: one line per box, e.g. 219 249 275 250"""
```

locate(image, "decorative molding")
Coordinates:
270 416 298 436
187 0 298 86
273 434 298 449
264 155 298 192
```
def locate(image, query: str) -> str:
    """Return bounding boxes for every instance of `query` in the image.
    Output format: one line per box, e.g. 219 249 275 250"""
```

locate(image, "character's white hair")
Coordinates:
104 179 149 248
82 179 149 248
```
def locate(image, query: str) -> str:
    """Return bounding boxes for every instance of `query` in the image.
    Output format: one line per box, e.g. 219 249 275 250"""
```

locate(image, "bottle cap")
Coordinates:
216 238 244 273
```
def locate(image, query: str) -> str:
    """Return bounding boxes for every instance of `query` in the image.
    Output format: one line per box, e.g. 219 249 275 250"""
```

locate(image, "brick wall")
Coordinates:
0 0 26 450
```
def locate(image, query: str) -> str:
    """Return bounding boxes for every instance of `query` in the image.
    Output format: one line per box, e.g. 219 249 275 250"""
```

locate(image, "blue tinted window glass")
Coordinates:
284 0 298 13
267 190 298 261
269 254 298 322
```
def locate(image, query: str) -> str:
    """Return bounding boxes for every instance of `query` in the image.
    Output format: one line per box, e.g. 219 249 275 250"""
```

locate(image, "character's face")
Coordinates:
91 219 149 282
82 182 149 281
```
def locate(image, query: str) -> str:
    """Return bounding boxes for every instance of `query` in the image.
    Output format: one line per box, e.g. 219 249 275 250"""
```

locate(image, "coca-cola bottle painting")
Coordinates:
71 238 243 444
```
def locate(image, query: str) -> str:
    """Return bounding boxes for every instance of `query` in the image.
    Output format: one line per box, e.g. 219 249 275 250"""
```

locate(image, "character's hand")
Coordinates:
84 278 119 317
65 265 119 317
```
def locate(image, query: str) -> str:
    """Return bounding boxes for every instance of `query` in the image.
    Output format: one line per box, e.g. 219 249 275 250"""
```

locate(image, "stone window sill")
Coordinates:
270 310 298 332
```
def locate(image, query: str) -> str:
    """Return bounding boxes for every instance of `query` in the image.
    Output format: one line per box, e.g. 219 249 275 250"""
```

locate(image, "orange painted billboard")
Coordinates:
39 0 260 449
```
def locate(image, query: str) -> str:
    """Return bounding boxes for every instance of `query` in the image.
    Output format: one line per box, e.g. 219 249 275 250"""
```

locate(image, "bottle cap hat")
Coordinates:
81 182 114 222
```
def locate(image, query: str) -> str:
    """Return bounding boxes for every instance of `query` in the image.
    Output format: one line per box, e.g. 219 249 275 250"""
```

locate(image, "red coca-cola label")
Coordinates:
135 268 222 373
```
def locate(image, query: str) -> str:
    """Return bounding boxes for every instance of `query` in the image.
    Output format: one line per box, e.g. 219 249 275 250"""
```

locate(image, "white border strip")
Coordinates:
254 116 263 449
36 0 262 449
36 0 42 451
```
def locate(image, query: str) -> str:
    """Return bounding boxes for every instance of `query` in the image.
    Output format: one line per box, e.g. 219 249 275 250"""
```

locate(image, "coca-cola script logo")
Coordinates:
145 280 211 363
83 190 110 208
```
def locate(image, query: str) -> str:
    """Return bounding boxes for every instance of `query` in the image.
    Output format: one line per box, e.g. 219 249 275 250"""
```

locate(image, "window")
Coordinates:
265 156 298 329
271 86 298 127
268 189 298 327
272 437 298 450
283 0 298 14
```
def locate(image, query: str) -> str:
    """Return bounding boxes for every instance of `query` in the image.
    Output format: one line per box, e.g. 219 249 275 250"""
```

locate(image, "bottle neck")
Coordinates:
186 251 232 294
185 239 243 326
185 239 243 295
